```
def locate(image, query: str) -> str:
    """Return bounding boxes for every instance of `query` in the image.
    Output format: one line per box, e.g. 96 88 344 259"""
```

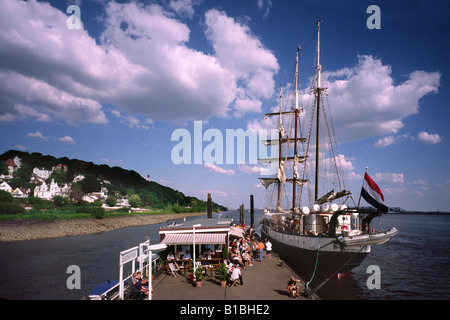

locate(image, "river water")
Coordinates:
0 211 449 300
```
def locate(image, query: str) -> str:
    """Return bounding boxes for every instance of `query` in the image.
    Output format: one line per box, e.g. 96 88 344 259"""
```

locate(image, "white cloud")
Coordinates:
1 0 280 126
257 0 272 19
169 0 195 18
413 179 428 186
302 55 441 143
25 131 48 141
373 172 404 185
198 189 229 197
57 136 76 144
204 162 235 175
418 131 442 144
238 164 262 174
15 144 27 151
374 136 397 148
111 109 149 129
204 9 279 117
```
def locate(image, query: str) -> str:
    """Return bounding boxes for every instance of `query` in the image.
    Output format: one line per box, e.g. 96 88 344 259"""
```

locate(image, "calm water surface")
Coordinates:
0 211 449 300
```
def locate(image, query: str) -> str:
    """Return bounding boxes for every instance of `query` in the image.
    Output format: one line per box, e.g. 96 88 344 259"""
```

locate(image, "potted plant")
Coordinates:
194 266 204 287
221 247 229 260
216 262 228 287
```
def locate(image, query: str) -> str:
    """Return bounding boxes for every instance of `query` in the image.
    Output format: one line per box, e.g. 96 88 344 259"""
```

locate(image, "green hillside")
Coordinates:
0 150 227 213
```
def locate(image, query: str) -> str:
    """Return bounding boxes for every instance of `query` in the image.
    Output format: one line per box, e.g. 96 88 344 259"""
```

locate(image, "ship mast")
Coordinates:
292 46 300 211
276 85 283 212
314 20 323 202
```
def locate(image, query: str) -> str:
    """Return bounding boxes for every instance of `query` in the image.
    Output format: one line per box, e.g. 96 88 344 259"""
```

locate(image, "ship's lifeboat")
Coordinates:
338 227 398 247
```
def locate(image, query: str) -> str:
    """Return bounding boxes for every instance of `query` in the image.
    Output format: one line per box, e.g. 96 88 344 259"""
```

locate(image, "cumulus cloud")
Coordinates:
204 162 235 175
0 0 278 126
199 189 229 197
374 136 397 148
169 0 195 18
204 9 279 117
418 131 442 144
25 131 48 141
300 55 441 143
238 164 263 174
373 172 404 185
248 55 440 145
57 136 76 144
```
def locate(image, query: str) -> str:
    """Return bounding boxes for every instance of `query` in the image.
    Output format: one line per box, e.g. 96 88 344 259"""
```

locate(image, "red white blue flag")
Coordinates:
361 172 388 213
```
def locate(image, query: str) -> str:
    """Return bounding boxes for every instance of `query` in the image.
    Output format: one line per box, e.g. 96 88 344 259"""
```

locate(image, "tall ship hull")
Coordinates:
260 208 397 278
261 225 370 277
257 21 397 288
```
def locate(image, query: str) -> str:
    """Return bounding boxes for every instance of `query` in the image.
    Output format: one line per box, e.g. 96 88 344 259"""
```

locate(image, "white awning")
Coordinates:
161 233 227 245
229 227 245 238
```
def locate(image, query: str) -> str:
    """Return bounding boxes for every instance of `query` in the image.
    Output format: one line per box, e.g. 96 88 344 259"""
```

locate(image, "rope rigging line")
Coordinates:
304 245 367 298
305 235 321 290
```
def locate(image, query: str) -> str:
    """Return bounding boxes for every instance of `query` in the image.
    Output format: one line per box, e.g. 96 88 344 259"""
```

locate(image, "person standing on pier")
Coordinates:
265 239 272 260
257 240 265 262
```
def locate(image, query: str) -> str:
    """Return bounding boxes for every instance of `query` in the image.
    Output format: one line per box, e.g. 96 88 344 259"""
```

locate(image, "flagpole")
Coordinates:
357 167 368 209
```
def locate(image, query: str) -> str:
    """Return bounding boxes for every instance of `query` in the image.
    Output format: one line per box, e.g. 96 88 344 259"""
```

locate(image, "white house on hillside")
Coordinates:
32 167 52 181
0 181 12 192
5 156 21 175
34 179 70 200
11 188 30 198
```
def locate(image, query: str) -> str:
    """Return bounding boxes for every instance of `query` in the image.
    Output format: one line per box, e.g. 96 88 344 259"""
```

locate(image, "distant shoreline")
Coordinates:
0 211 207 242
389 211 450 215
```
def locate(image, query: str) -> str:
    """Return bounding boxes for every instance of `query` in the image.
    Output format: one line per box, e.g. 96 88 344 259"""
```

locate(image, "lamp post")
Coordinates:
192 224 201 279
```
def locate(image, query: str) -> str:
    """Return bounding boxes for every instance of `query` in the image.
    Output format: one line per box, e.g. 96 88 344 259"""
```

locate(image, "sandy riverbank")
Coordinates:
0 211 207 242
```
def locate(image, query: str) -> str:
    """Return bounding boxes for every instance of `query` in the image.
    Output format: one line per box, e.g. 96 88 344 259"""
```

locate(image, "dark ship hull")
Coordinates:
261 226 369 278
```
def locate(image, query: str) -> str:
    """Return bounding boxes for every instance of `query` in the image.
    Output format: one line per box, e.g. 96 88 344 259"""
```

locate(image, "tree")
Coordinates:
105 195 117 207
129 194 142 208
81 174 100 193
53 195 68 207
10 163 32 188
0 162 7 175
70 184 83 205
47 170 67 186
0 190 13 203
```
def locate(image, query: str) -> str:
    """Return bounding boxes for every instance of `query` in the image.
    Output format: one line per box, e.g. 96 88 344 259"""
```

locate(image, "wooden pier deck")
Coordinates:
152 252 319 301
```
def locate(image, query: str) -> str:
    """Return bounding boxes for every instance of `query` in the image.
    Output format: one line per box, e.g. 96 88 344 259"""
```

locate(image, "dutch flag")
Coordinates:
361 172 389 213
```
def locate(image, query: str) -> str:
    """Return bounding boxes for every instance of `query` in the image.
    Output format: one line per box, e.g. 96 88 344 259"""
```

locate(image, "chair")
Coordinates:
168 262 180 277
229 276 239 287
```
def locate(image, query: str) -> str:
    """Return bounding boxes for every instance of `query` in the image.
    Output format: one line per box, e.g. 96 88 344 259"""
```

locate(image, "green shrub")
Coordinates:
0 190 13 203
0 202 25 215
53 196 68 207
105 195 116 207
75 206 105 219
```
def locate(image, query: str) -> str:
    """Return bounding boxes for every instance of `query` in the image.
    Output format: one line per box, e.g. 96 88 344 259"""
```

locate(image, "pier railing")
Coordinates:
90 240 165 300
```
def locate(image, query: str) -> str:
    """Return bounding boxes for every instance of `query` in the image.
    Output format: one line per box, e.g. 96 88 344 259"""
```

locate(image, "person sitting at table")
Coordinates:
232 252 245 269
205 249 212 259
167 252 175 260
183 250 191 259
225 259 233 272
242 251 252 267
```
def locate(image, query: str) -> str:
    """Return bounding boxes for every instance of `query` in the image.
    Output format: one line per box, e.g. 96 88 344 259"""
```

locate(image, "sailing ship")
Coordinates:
259 21 397 284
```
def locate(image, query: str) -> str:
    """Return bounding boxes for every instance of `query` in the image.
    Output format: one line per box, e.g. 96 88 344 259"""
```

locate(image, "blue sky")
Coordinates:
0 0 449 211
